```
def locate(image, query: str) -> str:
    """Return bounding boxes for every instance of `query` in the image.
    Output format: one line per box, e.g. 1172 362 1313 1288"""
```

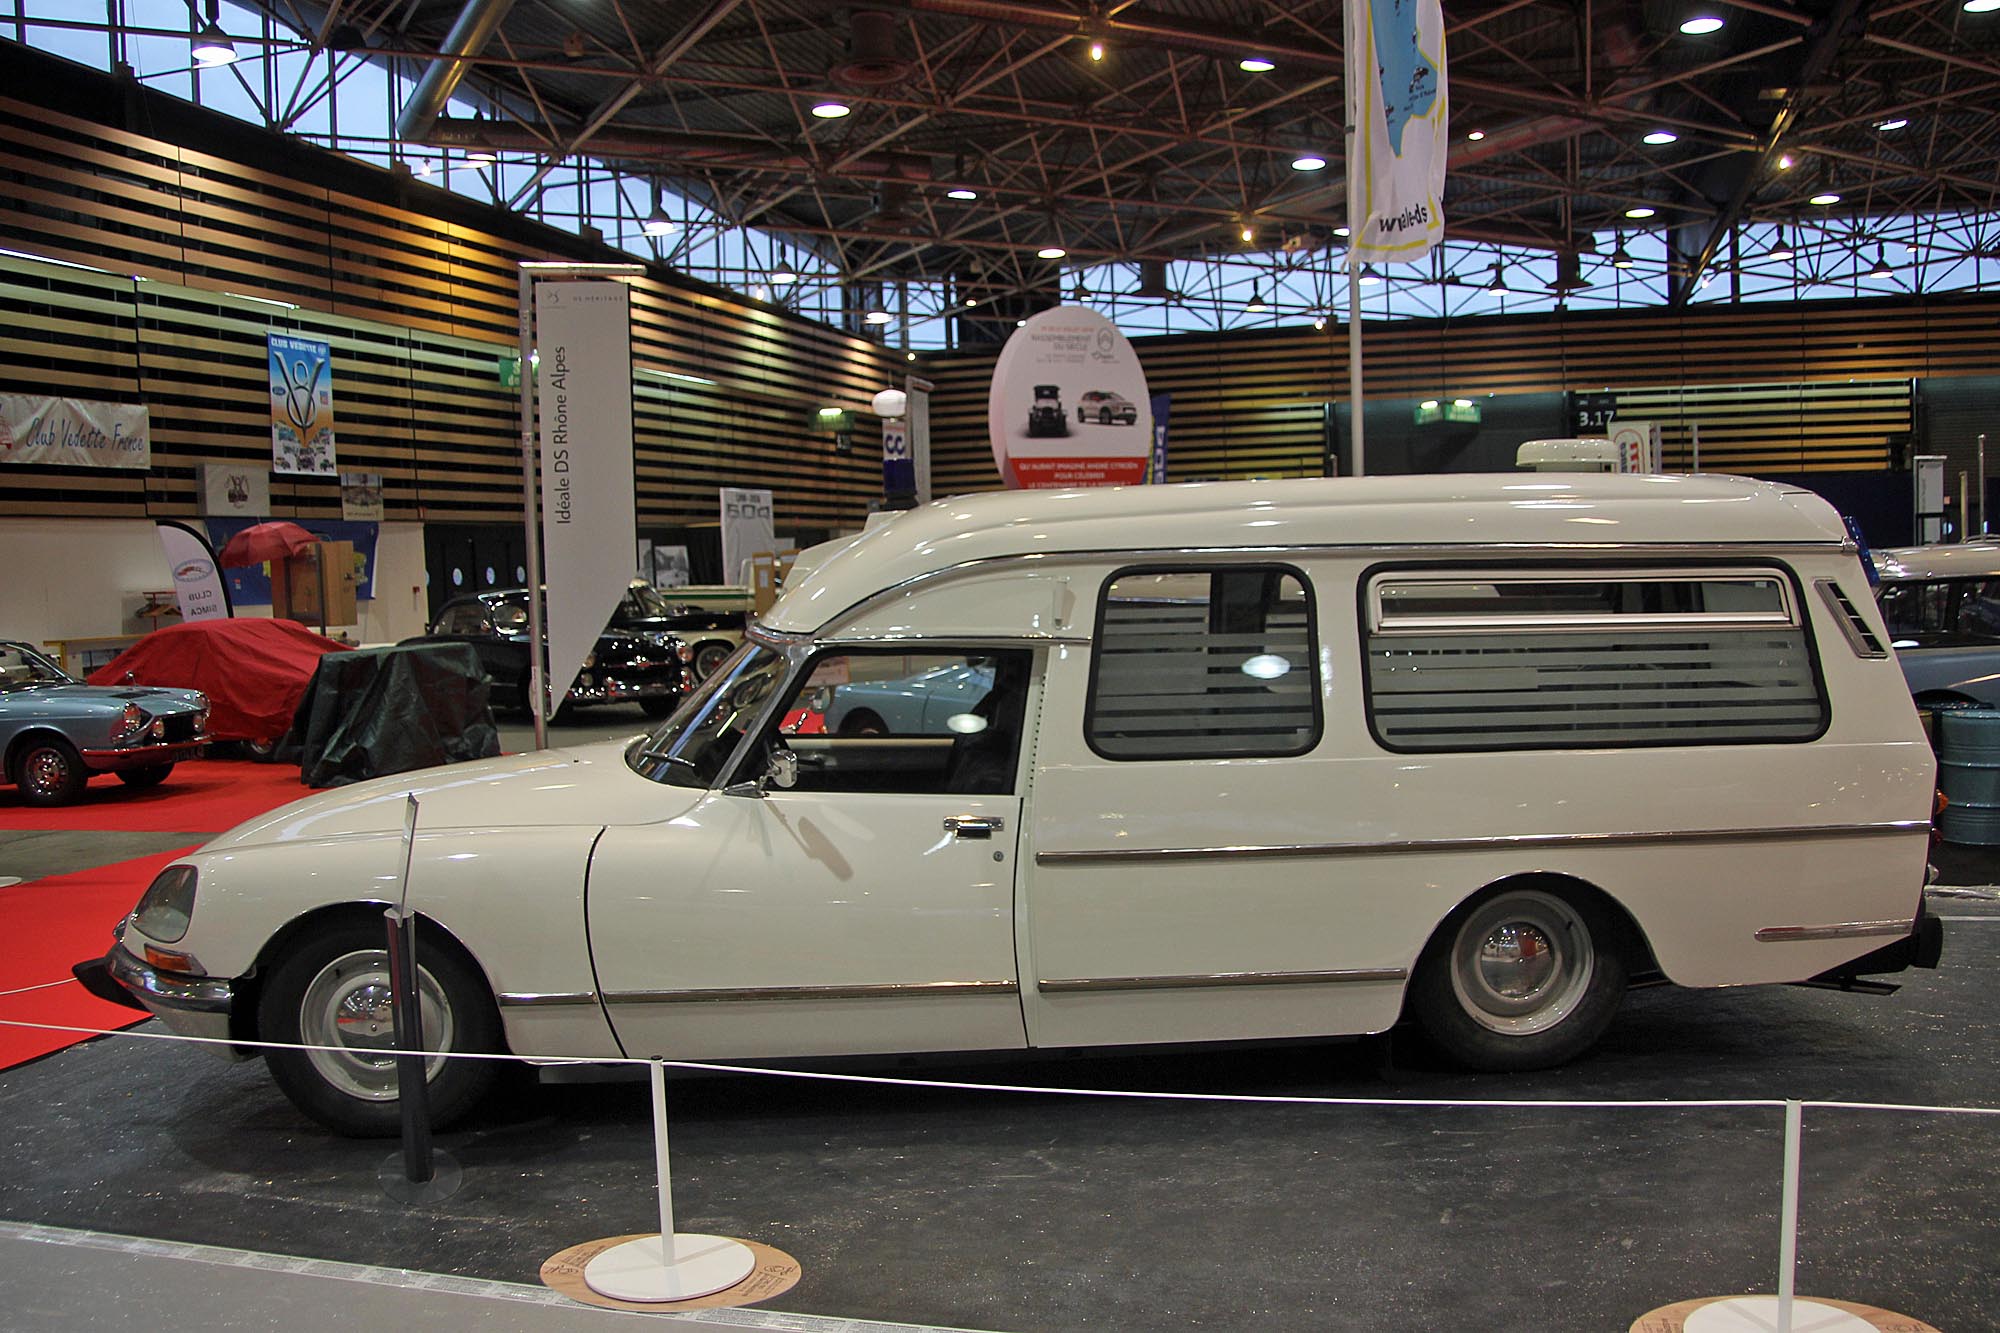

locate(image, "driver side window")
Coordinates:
766 649 1033 795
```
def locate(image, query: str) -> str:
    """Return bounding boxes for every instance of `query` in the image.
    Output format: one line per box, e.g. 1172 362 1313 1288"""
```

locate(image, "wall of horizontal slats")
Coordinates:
930 298 2000 491
0 77 898 531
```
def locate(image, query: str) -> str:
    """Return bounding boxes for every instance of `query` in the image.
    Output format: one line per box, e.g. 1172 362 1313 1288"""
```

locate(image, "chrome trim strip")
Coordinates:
1815 578 1891 660
106 943 233 1013
496 991 599 1008
602 980 1020 1005
1035 821 1929 866
1038 967 1407 994
1754 920 1912 943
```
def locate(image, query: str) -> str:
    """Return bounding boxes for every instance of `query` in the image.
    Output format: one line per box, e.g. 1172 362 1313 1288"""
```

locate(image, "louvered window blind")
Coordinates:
1088 568 1320 759
1366 569 1826 751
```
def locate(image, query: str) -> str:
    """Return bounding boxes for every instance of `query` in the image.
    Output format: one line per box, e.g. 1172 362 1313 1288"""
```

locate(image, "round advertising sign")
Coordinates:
987 306 1151 488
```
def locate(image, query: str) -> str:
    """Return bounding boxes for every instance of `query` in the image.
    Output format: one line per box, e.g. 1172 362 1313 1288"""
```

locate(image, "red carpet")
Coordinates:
0 846 201 1070
0 757 318 833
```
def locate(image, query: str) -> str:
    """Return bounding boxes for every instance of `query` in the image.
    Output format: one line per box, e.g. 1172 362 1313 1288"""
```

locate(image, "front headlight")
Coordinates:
132 865 197 944
107 702 147 745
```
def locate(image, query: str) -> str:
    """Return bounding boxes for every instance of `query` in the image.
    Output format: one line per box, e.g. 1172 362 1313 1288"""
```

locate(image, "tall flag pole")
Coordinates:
1344 0 1450 477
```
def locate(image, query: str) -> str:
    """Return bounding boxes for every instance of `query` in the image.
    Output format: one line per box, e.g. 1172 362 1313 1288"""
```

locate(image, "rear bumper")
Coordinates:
1807 897 1945 985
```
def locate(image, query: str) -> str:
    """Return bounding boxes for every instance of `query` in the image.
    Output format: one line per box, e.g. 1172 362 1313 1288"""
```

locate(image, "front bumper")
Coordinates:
568 672 686 706
79 736 208 772
75 943 243 1057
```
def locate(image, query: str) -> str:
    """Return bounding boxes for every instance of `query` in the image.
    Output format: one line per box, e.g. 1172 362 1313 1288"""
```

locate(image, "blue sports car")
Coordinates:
1 640 209 805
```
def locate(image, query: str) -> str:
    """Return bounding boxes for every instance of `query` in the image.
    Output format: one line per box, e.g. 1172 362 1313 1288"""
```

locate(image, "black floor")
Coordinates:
4 896 1997 1333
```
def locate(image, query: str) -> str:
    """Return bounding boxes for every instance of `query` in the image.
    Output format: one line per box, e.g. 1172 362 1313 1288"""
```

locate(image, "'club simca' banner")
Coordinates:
1345 0 1449 263
0 393 150 469
267 333 337 475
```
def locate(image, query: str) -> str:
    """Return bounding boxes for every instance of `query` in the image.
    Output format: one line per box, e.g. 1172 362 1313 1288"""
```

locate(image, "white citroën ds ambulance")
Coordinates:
92 474 1942 1134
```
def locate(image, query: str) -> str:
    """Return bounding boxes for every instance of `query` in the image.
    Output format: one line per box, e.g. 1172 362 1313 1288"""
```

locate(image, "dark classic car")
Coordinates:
405 589 694 720
1 639 209 804
608 580 747 681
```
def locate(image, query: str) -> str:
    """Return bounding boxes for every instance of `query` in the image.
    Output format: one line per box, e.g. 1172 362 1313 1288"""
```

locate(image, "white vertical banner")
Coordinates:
906 374 934 504
1344 0 1448 264
156 520 232 621
537 281 636 714
720 487 775 585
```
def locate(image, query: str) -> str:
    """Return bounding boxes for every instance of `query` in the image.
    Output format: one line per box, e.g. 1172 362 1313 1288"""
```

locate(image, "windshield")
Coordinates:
0 643 74 691
627 641 788 787
624 583 676 618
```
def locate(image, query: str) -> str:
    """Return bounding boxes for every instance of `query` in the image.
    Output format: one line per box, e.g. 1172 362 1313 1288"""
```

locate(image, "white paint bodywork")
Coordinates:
127 475 1933 1068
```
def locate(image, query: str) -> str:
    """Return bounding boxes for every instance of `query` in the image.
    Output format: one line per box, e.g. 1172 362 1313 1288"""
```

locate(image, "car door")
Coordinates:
586 646 1037 1061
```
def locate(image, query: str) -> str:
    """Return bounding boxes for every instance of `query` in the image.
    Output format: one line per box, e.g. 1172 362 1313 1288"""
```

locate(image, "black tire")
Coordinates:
13 736 87 806
640 697 678 719
117 763 175 789
1407 886 1626 1071
1099 407 1113 425
258 918 503 1137
838 709 887 737
692 640 735 681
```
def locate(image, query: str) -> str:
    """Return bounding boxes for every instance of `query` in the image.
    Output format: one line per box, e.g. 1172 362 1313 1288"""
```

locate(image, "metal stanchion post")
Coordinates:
1980 433 1988 536
1776 1099 1802 1333
379 794 461 1203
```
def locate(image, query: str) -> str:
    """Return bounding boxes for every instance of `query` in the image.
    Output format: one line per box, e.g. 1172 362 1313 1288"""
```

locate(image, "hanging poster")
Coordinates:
906 373 934 504
986 307 1152 489
1345 0 1449 263
1607 420 1662 474
0 393 150 469
537 281 636 715
340 471 385 521
268 333 337 475
720 487 775 585
198 462 271 517
882 419 914 502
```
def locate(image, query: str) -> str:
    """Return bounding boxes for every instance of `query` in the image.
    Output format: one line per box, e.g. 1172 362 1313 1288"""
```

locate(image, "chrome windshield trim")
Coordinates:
1038 968 1406 994
496 991 599 1008
603 980 1020 1005
1754 920 1912 943
1035 821 1930 866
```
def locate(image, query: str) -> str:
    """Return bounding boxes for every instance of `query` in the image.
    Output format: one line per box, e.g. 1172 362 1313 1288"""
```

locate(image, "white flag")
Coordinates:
1345 0 1448 263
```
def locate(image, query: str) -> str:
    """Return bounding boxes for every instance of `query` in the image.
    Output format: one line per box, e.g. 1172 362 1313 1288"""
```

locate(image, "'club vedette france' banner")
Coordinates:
0 393 150 468
536 281 636 716
1345 0 1448 263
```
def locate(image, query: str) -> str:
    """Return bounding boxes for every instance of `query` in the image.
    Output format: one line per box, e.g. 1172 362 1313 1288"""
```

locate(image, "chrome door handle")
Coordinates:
944 815 1005 839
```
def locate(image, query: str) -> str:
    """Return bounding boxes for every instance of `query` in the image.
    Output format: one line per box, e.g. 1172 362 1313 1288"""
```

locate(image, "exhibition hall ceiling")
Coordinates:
227 0 2000 300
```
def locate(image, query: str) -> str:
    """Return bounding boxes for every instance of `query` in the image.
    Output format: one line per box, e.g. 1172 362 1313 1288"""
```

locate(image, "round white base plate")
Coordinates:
582 1233 756 1303
1685 1297 1882 1333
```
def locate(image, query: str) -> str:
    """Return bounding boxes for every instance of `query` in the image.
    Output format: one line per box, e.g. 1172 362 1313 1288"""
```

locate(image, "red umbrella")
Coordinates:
218 521 317 568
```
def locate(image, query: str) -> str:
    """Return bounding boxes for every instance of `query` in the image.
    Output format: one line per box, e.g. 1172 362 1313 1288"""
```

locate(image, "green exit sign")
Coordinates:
498 356 520 389
1415 399 1482 426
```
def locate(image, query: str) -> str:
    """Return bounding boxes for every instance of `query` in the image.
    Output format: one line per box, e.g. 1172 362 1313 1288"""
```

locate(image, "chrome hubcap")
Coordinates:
1449 891 1594 1036
23 748 68 795
298 950 453 1101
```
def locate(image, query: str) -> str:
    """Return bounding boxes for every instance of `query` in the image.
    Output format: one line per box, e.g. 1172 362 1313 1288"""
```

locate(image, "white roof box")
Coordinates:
1516 437 1621 471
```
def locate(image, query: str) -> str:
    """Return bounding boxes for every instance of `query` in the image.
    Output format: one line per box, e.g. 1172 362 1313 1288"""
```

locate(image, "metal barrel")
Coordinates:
1937 706 2000 845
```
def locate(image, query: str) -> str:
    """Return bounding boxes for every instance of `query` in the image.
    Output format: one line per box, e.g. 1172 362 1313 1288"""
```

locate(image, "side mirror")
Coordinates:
765 747 799 791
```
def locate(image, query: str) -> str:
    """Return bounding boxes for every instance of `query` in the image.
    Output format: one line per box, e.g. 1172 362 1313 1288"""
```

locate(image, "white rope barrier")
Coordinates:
0 978 82 998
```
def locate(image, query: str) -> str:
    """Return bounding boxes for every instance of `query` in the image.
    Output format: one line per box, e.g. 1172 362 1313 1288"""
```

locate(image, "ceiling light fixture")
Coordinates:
467 146 497 166
1768 226 1796 261
1245 284 1268 312
1643 129 1679 145
1625 205 1657 219
1868 245 1893 278
1313 314 1327 331
1485 261 1507 293
1777 153 1796 170
1679 15 1724 34
1291 154 1327 172
1875 117 1909 131
946 188 978 200
1239 56 1276 73
863 309 892 325
1358 264 1381 285
1810 191 1841 205
1334 226 1351 237
1240 225 1255 243
1088 39 1105 61
1466 129 1486 142
1610 233 1634 268
193 20 238 65
1966 0 2000 13
1036 245 1067 259
770 263 799 286
641 187 676 237
1699 268 1716 289
810 100 852 119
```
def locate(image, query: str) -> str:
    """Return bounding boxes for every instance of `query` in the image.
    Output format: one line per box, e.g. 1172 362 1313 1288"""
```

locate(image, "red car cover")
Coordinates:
90 619 353 744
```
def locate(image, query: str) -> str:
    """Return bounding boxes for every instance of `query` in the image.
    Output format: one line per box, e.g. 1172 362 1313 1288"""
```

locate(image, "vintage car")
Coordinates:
83 476 1939 1137
405 588 694 720
89 618 349 756
1076 390 1138 426
1873 543 2000 707
1025 384 1068 437
607 580 746 681
787 657 998 735
2 639 208 805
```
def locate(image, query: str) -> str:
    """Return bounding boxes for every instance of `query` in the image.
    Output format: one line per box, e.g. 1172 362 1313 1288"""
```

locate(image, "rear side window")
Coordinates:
1087 566 1320 759
1365 567 1827 751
